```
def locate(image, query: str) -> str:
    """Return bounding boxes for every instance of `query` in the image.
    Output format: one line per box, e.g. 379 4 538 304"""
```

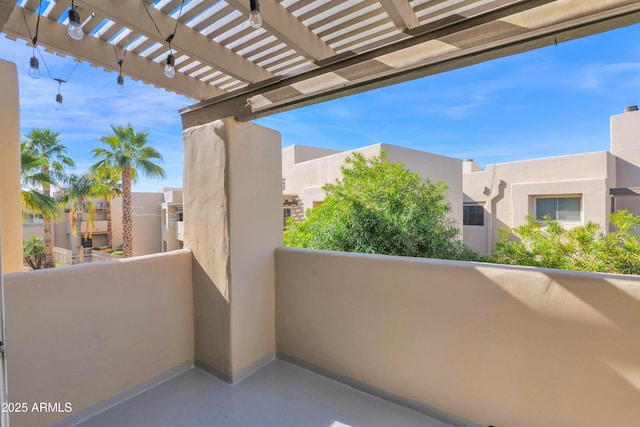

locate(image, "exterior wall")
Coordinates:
611 108 640 188
227 119 282 377
276 247 640 427
0 59 22 273
282 143 463 229
22 223 44 241
183 118 280 381
463 151 613 254
53 211 71 249
281 145 340 174
611 108 640 216
130 192 163 256
3 250 194 427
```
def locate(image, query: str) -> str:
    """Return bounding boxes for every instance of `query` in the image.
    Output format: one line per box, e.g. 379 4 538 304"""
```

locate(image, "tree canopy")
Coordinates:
285 151 477 260
486 211 640 275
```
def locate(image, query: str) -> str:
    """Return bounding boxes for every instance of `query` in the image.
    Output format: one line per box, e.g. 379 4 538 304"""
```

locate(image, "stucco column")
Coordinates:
183 117 282 382
0 60 23 273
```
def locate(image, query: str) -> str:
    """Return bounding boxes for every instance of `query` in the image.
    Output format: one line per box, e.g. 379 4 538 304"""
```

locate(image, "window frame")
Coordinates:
283 207 292 226
463 203 485 226
533 195 582 223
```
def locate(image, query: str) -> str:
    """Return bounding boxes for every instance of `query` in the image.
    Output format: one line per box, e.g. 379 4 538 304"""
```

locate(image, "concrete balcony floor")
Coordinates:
75 360 452 427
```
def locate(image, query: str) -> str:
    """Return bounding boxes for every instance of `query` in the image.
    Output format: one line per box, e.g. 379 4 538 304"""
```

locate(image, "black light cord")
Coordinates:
143 0 185 53
21 0 43 46
36 47 54 79
65 59 81 82
112 30 132 76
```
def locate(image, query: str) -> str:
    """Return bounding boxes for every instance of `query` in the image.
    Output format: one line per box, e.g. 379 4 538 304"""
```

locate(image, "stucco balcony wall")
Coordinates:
3 250 194 427
275 247 640 427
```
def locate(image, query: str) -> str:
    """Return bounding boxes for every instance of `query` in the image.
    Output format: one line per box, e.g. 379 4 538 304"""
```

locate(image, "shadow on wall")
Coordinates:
274 248 640 427
191 256 232 379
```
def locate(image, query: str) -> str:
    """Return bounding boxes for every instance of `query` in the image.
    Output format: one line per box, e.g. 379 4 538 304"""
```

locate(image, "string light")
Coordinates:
249 0 262 29
68 0 84 40
164 54 176 78
29 52 40 79
117 72 124 92
23 0 43 79
144 0 185 79
54 78 65 109
112 31 132 93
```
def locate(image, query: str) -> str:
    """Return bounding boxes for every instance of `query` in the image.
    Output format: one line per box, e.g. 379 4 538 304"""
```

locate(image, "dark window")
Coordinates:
463 205 484 226
283 208 292 226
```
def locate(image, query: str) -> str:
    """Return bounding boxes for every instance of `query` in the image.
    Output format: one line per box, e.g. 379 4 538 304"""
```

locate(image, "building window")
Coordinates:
463 204 484 226
283 208 292 226
23 213 44 224
535 196 581 222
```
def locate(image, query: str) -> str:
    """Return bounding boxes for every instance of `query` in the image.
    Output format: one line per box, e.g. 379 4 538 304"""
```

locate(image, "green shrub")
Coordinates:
285 151 478 261
23 236 45 270
486 210 640 275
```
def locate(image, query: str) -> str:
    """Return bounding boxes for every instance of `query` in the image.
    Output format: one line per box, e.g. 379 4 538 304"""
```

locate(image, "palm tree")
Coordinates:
23 129 75 268
57 174 98 264
21 142 59 221
92 165 122 249
91 124 165 257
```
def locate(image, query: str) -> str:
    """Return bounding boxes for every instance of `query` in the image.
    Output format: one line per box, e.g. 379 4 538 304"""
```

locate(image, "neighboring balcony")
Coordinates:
66 220 108 234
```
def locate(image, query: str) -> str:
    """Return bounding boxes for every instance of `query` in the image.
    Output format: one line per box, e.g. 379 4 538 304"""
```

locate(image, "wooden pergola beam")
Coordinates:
78 0 274 84
225 0 335 61
4 6 221 100
378 0 420 32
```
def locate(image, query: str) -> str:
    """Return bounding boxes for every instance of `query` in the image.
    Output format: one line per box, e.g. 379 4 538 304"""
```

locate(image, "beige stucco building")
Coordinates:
282 143 464 230
464 106 640 254
280 108 640 256
23 191 166 258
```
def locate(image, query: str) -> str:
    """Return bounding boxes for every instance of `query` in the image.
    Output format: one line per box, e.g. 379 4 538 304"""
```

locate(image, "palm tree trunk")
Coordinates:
122 166 133 257
106 197 113 249
43 218 55 268
76 206 84 264
42 165 55 268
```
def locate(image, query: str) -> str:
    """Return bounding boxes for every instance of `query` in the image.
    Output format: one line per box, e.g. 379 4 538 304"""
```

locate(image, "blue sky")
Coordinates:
2 22 640 191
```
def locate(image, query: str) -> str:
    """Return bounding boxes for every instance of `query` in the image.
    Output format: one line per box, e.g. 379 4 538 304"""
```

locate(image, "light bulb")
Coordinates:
29 55 40 79
249 0 262 29
164 54 175 79
117 75 124 92
249 10 262 29
249 10 262 30
67 9 84 40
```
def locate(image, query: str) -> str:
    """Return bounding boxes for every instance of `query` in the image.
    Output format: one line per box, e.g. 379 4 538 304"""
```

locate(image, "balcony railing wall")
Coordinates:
3 250 194 427
275 247 640 427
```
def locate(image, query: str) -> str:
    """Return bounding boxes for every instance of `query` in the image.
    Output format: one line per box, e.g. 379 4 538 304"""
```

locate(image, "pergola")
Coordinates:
2 0 640 127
